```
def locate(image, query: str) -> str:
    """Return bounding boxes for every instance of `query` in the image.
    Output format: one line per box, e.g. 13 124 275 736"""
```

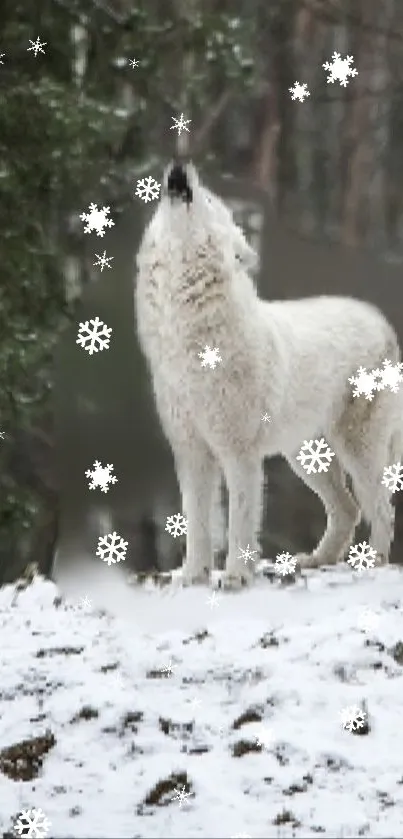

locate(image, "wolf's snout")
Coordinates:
167 163 193 204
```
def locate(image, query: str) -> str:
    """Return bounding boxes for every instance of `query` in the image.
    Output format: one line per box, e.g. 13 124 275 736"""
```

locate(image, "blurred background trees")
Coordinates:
2 0 403 585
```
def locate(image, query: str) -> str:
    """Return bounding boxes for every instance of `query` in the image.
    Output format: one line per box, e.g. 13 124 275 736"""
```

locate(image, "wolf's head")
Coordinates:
163 161 200 206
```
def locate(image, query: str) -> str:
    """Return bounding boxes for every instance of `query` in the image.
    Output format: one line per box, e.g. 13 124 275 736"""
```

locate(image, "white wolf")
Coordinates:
135 160 402 589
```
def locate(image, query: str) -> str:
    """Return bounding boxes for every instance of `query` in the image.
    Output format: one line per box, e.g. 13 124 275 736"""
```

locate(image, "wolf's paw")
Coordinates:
175 563 210 586
294 551 338 569
214 567 253 591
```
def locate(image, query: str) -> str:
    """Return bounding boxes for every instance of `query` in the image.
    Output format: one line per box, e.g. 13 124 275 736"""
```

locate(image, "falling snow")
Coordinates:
93 251 114 272
382 461 403 493
80 204 115 237
198 345 222 369
323 52 358 87
76 316 112 355
289 81 310 102
27 37 47 57
96 532 128 566
135 176 161 203
85 460 117 493
170 113 192 135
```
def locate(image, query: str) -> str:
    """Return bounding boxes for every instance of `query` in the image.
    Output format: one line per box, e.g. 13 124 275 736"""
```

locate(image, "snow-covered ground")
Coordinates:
2 563 403 838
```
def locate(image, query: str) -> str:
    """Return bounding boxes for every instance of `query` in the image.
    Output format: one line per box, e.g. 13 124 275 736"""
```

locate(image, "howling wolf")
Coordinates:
135 160 402 589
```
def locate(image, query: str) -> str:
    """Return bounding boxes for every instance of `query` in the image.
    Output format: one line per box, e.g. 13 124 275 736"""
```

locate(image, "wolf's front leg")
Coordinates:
176 442 217 585
219 457 263 590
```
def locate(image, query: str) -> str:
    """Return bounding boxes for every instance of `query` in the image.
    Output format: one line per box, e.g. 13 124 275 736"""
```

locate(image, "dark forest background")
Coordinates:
1 0 403 589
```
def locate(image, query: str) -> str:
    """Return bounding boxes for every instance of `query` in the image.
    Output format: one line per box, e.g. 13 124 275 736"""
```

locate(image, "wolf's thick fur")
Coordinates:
135 162 402 588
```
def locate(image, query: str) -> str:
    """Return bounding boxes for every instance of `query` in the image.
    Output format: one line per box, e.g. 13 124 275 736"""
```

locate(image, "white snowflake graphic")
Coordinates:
256 725 274 748
165 513 188 538
161 658 176 676
261 413 271 422
357 607 380 633
207 590 221 609
14 808 51 838
188 696 202 711
323 51 358 87
275 551 297 576
80 203 115 237
373 359 403 393
296 438 335 474
171 785 191 807
27 37 47 57
347 541 377 573
340 704 366 732
128 57 140 68
382 462 403 494
238 544 258 565
96 531 128 566
135 176 161 203
85 460 118 493
76 316 112 355
348 366 380 400
78 595 92 610
170 112 192 135
198 345 222 369
93 250 114 272
0 430 5 439
289 81 310 102
0 53 5 64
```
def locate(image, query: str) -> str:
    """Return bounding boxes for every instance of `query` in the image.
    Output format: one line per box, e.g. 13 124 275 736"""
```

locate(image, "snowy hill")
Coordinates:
2 565 403 838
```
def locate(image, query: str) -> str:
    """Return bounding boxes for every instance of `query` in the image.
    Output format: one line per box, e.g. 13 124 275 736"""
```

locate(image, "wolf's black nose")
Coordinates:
167 163 193 204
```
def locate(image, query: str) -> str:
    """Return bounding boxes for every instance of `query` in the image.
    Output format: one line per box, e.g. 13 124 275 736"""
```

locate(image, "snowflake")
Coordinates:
170 113 192 135
323 51 358 87
238 544 258 565
0 53 4 64
76 316 112 355
85 460 118 493
0 430 5 438
275 551 297 576
188 696 202 711
207 590 221 609
128 57 139 68
171 785 191 807
373 359 403 393
93 250 114 272
261 413 271 422
347 541 377 573
348 366 380 400
198 345 222 369
340 704 366 732
14 808 51 838
256 725 274 748
78 595 92 609
165 513 188 538
96 531 128 566
27 37 47 57
289 81 310 102
135 176 161 203
296 438 335 474
357 607 380 633
382 461 403 493
80 203 115 237
161 659 176 676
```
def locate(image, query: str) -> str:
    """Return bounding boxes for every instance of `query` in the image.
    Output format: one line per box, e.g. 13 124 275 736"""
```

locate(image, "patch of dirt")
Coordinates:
138 771 194 813
186 745 210 755
273 809 301 828
0 730 56 781
232 739 262 758
232 708 263 729
99 663 119 673
389 641 403 665
183 629 210 645
282 778 312 796
121 711 144 734
36 646 84 658
257 632 281 648
70 706 99 724
159 716 193 737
